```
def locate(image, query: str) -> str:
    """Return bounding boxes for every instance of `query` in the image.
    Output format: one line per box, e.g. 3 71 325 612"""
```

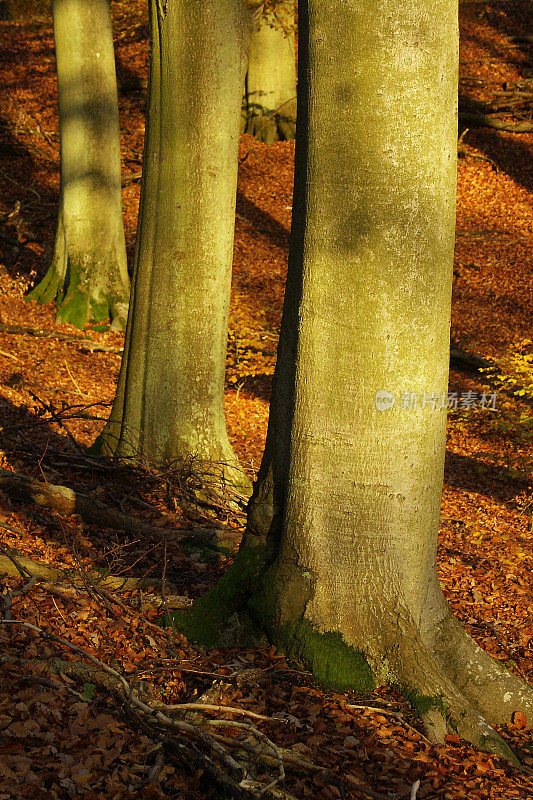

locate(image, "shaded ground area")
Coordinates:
0 1 531 798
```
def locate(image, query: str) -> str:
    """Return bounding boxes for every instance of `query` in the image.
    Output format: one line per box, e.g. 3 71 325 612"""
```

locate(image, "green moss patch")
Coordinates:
171 540 266 648
279 619 375 692
402 686 448 719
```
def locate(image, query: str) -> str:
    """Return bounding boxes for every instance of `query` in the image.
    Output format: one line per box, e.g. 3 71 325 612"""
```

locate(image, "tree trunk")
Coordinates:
181 0 533 762
94 0 258 496
242 2 297 143
27 0 129 330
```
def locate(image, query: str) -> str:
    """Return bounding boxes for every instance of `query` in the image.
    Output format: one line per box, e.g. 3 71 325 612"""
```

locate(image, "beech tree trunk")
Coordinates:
28 0 129 330
242 2 297 143
181 0 533 762
95 0 258 495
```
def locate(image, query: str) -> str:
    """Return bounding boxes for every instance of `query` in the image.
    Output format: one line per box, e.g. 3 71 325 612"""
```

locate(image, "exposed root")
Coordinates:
391 622 522 767
27 237 129 331
93 423 252 509
174 537 267 649
242 97 297 144
428 603 533 728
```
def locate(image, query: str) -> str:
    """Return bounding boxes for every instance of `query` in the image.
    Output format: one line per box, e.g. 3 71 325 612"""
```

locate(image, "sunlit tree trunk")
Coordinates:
242 1 296 143
95 0 259 496
182 0 533 762
28 0 129 330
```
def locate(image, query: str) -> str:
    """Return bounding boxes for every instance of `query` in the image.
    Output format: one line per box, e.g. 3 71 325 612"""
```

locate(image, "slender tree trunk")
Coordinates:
94 0 258 495
28 0 129 330
181 0 533 762
242 2 296 143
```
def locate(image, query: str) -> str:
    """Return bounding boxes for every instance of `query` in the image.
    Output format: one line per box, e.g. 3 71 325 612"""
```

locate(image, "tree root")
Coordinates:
242 96 297 144
390 619 525 767
429 604 533 729
27 253 129 332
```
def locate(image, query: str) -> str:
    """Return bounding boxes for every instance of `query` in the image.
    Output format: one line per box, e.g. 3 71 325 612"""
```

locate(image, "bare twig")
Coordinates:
158 702 287 724
63 360 86 396
1 618 246 778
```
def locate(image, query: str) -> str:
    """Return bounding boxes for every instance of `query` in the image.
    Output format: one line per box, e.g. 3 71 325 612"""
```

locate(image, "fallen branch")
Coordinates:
1 619 246 775
0 620 301 799
0 466 238 551
0 542 184 594
123 705 259 800
0 322 93 343
0 322 122 353
458 112 533 133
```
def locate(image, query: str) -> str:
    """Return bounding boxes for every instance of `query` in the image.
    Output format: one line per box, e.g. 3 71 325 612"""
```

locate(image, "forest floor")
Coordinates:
0 1 532 799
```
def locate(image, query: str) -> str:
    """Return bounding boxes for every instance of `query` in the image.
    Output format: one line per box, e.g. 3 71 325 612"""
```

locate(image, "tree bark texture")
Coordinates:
95 0 258 493
242 2 297 143
183 0 533 762
28 0 130 330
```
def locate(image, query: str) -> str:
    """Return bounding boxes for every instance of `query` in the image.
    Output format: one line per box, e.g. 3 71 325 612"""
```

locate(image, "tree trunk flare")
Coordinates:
27 0 129 330
242 2 297 143
95 0 257 495
185 0 533 762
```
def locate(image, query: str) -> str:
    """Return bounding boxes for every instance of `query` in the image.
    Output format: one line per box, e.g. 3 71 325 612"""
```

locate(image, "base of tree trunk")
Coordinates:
91 430 252 512
174 536 531 767
242 108 297 144
28 252 129 331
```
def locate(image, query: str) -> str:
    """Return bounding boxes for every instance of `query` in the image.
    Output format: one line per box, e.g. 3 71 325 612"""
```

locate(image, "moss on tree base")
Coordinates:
242 111 296 144
171 539 267 648
172 539 375 692
28 252 129 330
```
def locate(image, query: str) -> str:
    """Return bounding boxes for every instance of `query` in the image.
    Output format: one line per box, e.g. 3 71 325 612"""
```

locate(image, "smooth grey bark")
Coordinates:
183 0 532 763
95 0 260 495
28 0 129 330
245 0 533 759
242 2 297 143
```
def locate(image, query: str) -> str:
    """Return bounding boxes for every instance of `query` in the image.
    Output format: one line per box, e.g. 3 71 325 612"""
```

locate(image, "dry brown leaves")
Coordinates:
0 1 531 799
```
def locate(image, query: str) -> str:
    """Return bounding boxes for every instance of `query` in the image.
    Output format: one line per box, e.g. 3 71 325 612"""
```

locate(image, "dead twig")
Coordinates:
344 703 431 743
1 618 247 779
158 702 287 724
